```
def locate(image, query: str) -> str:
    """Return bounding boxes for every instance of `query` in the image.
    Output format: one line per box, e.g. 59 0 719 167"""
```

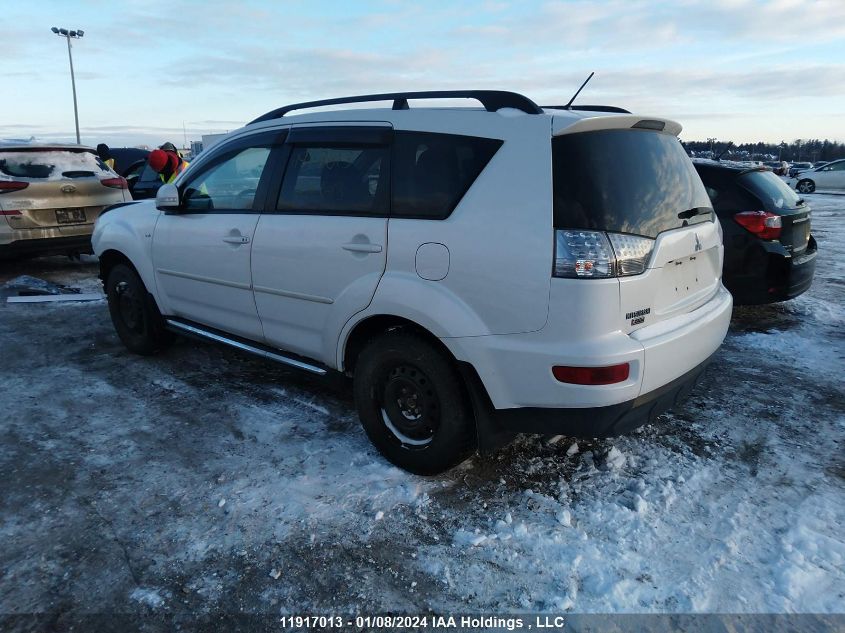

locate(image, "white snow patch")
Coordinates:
604 446 626 470
556 509 572 527
129 587 167 608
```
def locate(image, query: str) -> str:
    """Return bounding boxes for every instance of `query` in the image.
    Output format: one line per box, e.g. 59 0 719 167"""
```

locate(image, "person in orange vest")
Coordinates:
148 142 189 184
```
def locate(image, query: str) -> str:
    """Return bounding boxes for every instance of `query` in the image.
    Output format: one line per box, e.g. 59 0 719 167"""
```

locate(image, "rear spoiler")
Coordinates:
552 114 683 137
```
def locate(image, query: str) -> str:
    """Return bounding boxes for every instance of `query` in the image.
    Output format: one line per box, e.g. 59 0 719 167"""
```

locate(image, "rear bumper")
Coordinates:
490 352 714 436
724 235 817 305
445 284 732 436
0 233 93 259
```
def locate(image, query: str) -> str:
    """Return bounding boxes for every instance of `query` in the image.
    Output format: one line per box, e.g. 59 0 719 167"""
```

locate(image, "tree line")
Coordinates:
682 138 845 163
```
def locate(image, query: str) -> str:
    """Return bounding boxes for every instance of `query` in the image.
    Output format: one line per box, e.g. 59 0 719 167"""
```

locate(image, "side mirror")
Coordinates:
156 183 181 211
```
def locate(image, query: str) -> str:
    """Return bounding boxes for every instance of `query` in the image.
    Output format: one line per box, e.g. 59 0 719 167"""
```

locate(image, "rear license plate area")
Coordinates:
56 208 86 224
668 257 705 298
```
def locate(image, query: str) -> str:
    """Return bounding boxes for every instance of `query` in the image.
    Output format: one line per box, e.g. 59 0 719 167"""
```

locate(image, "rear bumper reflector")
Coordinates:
553 363 630 385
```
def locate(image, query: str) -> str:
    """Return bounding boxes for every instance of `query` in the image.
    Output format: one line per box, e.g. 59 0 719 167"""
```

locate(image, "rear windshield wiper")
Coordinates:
677 207 711 219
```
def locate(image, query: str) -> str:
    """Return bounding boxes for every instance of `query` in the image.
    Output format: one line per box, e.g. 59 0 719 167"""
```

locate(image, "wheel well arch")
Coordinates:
342 314 506 454
342 314 453 375
98 249 136 283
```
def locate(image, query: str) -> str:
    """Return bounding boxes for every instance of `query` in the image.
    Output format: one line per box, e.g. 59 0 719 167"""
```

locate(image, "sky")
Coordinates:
2 0 844 148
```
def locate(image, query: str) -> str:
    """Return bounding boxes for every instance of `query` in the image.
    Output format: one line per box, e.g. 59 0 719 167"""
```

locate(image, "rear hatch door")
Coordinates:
553 126 720 334
736 168 811 255
0 148 125 229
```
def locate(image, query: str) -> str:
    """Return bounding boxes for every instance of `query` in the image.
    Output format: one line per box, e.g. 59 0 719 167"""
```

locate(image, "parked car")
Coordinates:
762 161 785 175
0 145 128 258
788 162 813 178
694 161 816 304
93 90 731 474
788 158 845 193
125 160 164 200
108 147 149 176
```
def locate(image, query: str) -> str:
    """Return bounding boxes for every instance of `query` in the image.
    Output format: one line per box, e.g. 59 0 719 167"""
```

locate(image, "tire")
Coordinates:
106 263 173 355
797 179 815 194
353 330 476 475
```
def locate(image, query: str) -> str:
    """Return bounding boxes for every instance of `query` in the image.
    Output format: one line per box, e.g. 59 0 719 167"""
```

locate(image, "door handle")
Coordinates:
342 243 382 253
222 236 250 244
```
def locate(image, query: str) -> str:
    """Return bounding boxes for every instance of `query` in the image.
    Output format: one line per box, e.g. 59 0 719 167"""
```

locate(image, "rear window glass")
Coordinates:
0 150 111 180
553 129 713 237
738 170 802 209
278 145 389 215
392 132 502 219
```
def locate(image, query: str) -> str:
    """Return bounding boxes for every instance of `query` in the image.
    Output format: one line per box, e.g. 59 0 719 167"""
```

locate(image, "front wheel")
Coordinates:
106 263 173 355
353 331 476 475
797 179 815 194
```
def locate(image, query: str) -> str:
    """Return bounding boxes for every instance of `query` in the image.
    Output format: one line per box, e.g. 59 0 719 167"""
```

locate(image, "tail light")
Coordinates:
734 211 781 240
100 177 128 189
553 363 631 385
0 181 29 193
554 230 654 279
0 209 22 216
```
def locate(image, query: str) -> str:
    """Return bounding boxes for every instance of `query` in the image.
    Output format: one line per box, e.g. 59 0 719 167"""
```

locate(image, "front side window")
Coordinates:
277 145 388 215
183 146 272 211
392 132 502 219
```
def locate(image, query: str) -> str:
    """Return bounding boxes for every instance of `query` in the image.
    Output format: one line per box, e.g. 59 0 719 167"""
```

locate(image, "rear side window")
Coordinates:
553 130 713 237
738 170 802 210
0 150 110 180
392 132 502 219
277 146 389 215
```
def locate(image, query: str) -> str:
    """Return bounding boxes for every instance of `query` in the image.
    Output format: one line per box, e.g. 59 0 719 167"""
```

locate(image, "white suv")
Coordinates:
93 91 732 474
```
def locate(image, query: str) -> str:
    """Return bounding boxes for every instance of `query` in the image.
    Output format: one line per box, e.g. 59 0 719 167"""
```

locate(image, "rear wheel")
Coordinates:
797 179 815 194
353 331 476 475
106 263 172 355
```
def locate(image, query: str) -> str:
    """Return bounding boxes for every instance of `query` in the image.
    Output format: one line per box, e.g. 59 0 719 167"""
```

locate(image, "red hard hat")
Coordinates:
148 149 168 172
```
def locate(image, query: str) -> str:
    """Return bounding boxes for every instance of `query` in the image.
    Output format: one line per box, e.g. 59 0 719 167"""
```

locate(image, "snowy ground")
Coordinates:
0 196 843 619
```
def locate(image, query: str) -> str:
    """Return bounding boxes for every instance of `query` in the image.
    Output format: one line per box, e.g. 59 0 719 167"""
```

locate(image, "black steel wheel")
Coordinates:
106 263 172 355
353 330 476 475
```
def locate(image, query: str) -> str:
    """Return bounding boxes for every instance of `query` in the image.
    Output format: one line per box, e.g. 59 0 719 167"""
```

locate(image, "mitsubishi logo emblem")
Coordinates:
694 233 702 252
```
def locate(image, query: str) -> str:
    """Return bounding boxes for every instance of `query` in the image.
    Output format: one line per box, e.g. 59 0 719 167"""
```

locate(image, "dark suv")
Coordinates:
694 160 817 305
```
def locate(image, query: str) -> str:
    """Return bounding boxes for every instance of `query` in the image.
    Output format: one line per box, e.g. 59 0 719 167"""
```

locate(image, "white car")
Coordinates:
788 158 845 193
93 90 732 474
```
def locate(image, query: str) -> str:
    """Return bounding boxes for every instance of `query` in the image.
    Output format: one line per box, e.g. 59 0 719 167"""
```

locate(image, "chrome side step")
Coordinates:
165 319 327 375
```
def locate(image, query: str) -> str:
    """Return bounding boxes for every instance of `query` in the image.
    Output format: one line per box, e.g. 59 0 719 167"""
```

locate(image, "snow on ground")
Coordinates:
0 196 843 617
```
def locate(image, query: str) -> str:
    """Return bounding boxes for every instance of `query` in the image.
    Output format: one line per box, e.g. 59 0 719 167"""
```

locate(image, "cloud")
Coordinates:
3 0 843 144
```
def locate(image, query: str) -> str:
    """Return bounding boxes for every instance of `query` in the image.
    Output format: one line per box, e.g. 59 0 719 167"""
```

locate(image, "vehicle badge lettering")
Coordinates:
625 307 651 326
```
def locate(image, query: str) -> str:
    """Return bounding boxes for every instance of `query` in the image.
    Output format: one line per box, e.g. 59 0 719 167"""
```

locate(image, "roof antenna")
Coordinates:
564 72 595 110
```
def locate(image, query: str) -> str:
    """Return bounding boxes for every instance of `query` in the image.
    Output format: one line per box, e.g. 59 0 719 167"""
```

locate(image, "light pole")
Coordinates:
51 27 84 144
